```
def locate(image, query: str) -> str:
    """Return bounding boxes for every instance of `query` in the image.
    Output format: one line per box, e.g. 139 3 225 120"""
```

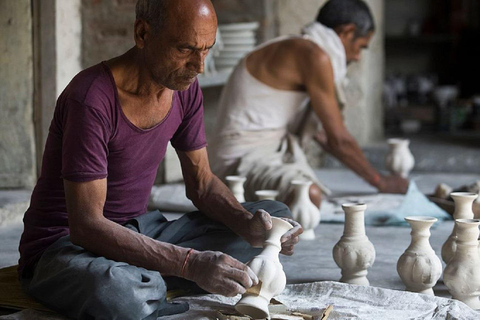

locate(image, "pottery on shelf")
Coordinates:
235 217 293 319
255 190 279 201
385 138 415 178
397 216 442 295
333 203 376 285
443 219 480 309
289 180 320 240
441 192 478 263
225 175 247 203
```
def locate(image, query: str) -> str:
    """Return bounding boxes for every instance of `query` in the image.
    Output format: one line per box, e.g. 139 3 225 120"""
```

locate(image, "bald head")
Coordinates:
136 0 216 33
133 0 217 91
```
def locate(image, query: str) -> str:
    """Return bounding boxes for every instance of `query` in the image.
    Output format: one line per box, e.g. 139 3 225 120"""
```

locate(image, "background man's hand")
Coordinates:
378 174 409 194
184 250 258 297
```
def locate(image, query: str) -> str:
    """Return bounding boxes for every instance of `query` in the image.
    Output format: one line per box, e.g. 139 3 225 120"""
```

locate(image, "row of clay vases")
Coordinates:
333 203 376 285
226 175 279 202
395 193 480 309
235 217 293 319
441 192 480 309
225 176 321 241
385 138 415 178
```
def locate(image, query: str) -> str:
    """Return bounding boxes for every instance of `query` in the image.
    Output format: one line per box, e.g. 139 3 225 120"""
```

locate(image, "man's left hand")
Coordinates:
279 218 302 255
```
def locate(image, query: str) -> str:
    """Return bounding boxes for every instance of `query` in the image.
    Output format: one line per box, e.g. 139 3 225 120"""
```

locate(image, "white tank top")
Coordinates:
215 44 310 137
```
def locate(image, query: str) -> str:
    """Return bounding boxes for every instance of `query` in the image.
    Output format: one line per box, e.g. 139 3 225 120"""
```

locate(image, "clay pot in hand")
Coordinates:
235 217 293 319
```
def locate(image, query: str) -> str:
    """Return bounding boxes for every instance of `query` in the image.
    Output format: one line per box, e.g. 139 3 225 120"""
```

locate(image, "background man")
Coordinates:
210 0 409 208
18 0 302 318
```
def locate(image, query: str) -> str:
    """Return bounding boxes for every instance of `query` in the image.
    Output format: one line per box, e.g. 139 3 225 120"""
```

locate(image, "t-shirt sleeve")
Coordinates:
170 79 208 151
61 98 110 182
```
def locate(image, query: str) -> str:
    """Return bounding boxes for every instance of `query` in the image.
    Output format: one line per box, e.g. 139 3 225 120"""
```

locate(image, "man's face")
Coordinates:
141 7 217 91
344 31 374 65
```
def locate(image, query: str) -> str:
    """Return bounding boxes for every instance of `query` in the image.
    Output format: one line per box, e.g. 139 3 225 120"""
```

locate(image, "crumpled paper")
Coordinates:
4 281 477 320
275 281 480 320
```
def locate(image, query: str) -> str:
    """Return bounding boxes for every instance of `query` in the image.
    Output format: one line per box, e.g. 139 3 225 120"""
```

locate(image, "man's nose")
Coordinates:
189 51 206 74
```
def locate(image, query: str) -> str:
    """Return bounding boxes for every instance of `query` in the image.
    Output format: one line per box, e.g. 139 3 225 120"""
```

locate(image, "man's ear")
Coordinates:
335 23 357 41
134 19 149 49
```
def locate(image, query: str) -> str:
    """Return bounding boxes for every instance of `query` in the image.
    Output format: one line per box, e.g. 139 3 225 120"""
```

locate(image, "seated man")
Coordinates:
17 0 302 319
210 0 409 207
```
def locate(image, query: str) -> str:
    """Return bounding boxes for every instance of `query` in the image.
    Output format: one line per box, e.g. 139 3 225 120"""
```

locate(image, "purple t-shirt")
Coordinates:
18 62 207 275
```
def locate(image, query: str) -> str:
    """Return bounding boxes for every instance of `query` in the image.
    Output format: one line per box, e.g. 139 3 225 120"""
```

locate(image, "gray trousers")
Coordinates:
21 200 291 320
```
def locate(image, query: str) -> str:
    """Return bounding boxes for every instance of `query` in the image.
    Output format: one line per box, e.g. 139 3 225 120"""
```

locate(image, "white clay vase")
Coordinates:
443 219 480 309
225 176 247 203
333 203 376 285
289 180 320 240
396 216 442 295
441 192 478 263
255 190 279 201
385 138 415 178
235 217 293 319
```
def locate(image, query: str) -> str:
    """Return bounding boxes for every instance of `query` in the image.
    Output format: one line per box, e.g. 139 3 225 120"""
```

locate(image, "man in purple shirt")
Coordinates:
18 0 302 318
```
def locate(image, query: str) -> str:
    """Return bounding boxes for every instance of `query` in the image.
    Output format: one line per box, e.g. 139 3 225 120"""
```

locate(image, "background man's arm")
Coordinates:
176 147 302 255
301 49 408 193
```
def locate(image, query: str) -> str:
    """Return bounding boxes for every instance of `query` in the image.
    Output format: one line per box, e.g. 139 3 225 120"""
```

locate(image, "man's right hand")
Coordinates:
378 174 409 194
183 250 258 297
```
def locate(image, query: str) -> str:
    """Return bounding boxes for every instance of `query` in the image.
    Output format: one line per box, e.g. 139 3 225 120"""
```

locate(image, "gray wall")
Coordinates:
343 0 385 146
0 0 36 188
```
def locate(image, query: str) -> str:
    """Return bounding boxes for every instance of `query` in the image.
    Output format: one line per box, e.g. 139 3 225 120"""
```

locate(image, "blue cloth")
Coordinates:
365 181 451 226
321 181 451 227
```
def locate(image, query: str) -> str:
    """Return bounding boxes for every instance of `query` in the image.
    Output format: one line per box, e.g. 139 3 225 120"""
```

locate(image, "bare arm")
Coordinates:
65 178 187 276
65 177 257 296
177 147 302 253
300 47 408 193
